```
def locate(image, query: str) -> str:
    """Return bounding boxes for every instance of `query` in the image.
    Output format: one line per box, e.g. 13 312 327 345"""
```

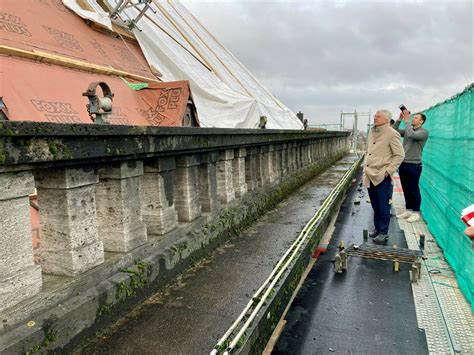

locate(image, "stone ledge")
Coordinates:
0 121 349 169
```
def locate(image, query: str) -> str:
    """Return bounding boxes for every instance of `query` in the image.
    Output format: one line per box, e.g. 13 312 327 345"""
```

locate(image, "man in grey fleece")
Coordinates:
393 109 429 223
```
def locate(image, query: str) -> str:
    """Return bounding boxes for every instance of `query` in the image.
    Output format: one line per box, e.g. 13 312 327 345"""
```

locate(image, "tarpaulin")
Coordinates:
63 0 113 30
96 0 303 129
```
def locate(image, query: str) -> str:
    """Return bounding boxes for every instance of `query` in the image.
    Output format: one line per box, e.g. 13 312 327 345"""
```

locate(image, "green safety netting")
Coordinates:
417 84 473 309
120 76 149 91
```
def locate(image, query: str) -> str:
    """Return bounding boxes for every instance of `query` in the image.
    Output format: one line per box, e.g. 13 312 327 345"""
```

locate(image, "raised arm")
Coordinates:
392 113 405 136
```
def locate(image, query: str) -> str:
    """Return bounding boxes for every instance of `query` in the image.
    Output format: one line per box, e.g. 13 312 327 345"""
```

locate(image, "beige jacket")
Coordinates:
363 123 405 187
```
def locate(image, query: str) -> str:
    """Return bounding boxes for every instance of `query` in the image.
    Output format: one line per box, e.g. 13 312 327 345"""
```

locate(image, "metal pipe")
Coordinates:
212 155 363 354
227 158 360 351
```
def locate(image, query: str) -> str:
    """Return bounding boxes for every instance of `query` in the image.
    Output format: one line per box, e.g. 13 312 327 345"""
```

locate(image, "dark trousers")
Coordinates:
399 162 422 212
368 176 391 234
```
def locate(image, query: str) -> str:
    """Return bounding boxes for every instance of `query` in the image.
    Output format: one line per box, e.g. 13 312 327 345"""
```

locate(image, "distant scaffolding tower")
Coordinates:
340 110 371 152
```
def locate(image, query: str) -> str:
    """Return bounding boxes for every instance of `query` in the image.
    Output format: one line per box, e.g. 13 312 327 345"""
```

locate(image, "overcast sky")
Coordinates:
182 0 473 130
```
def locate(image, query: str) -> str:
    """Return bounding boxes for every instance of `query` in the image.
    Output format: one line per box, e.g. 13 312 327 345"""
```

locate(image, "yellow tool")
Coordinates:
392 244 399 271
339 240 345 250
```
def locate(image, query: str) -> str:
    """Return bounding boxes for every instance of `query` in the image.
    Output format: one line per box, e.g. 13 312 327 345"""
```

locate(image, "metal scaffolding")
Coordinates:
339 110 371 152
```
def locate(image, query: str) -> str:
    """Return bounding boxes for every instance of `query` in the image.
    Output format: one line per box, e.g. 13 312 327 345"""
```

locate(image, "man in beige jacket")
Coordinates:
364 110 405 243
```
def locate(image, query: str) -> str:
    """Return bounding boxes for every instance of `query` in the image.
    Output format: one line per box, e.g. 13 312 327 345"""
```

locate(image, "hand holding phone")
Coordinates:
399 104 411 123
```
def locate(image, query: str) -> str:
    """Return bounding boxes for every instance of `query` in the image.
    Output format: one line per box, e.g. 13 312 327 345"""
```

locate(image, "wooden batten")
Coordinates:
87 21 139 44
0 45 158 83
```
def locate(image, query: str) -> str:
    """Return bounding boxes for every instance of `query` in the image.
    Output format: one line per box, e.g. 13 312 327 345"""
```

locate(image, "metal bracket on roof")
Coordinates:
109 0 156 32
82 82 114 124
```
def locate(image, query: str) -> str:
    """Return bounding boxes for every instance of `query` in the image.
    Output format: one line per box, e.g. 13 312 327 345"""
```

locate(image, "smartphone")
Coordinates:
399 104 407 112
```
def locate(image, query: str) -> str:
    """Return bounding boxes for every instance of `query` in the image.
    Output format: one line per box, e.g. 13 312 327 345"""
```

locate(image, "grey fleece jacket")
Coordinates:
392 120 429 164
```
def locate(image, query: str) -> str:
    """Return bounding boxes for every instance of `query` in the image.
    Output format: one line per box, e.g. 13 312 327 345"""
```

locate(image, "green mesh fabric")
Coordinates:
120 76 149 91
418 84 474 309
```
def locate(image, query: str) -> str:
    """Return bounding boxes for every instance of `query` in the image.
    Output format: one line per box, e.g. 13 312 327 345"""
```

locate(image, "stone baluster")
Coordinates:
217 149 235 204
312 140 317 163
269 144 277 182
279 144 287 177
256 146 264 187
291 142 298 172
316 139 322 161
35 167 104 276
245 147 258 192
272 144 281 182
300 143 305 168
278 143 287 179
304 142 310 165
174 155 201 221
233 148 248 198
301 143 306 168
297 143 303 170
0 171 42 312
289 143 295 173
282 143 291 177
199 152 220 212
141 157 178 235
307 140 313 164
261 145 274 184
96 161 147 252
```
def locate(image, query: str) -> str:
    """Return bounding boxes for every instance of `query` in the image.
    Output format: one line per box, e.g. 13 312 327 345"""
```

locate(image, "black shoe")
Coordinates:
368 229 379 238
373 234 388 243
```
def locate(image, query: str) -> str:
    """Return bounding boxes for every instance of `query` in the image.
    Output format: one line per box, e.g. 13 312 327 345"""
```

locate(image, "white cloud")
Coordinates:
182 0 473 128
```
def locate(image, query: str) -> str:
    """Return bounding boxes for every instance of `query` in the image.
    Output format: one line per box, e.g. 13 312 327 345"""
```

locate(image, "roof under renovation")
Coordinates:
0 0 303 129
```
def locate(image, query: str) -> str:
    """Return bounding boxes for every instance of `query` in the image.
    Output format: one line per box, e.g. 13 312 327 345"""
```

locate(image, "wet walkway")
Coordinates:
273 173 474 354
77 156 359 354
273 172 429 354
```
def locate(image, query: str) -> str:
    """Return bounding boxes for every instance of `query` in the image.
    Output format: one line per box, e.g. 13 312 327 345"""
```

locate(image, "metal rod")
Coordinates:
211 155 364 354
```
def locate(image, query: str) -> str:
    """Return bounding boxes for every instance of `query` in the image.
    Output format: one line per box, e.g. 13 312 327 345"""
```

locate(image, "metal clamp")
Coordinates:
82 82 114 124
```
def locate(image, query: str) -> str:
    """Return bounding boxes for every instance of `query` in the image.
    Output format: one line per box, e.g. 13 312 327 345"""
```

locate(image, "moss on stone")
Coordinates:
24 317 58 355
97 259 151 317
0 122 14 136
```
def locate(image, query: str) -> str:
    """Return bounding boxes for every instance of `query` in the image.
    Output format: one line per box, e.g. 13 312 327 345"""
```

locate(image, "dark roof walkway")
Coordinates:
273 171 428 354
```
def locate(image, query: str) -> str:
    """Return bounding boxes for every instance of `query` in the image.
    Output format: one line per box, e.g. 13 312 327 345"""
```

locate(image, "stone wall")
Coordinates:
0 122 349 353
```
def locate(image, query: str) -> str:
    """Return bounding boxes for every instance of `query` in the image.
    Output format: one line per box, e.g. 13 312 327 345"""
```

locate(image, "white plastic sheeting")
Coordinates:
63 0 113 30
67 0 303 129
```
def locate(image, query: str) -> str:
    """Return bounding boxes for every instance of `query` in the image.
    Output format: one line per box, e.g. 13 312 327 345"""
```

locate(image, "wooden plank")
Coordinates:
0 45 159 83
263 320 287 355
88 21 139 44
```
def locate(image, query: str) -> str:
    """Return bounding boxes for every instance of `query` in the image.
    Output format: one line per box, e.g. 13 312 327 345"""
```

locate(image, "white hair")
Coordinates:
378 109 392 121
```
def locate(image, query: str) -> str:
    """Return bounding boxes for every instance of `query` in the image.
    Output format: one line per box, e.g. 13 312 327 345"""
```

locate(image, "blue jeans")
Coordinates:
368 176 391 234
399 162 422 212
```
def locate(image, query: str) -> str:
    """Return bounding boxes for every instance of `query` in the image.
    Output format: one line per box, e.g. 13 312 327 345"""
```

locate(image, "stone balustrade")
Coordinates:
0 121 349 313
